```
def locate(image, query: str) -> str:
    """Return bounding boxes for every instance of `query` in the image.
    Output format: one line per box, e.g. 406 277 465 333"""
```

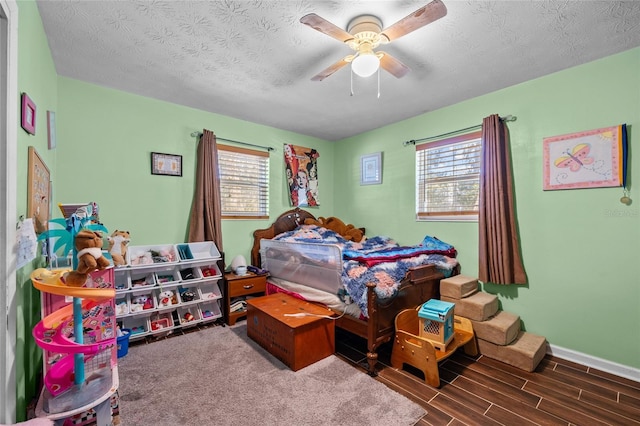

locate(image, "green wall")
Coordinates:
16 0 58 420
55 78 336 267
332 47 640 369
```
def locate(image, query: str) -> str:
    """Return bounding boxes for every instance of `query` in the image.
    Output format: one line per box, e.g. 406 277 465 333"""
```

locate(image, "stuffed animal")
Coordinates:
108 230 130 266
158 290 175 307
64 230 110 287
304 216 365 242
131 295 153 311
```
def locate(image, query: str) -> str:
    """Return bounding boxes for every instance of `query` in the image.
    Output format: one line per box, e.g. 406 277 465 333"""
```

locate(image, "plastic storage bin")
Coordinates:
199 264 222 279
178 284 200 304
199 300 222 322
178 266 202 282
128 270 156 289
198 281 222 301
176 242 221 260
128 244 179 266
177 306 200 327
123 316 149 339
117 328 131 358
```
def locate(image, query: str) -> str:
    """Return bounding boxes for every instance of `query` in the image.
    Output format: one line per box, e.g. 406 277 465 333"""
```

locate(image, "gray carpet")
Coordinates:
117 324 425 426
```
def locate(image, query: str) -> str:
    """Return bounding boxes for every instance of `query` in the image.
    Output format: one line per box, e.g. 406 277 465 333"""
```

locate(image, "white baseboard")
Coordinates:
548 344 640 383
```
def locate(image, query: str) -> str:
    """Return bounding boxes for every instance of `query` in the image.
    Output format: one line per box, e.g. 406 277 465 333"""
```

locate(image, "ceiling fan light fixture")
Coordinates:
352 53 380 78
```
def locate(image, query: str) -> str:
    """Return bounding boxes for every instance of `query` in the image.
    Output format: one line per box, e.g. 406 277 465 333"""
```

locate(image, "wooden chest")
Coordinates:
246 293 335 371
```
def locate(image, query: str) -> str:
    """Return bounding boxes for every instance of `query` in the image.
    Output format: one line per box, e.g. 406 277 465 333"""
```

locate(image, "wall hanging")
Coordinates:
543 124 627 191
27 146 50 233
284 144 319 207
151 152 182 177
360 152 382 185
47 111 57 149
21 93 36 135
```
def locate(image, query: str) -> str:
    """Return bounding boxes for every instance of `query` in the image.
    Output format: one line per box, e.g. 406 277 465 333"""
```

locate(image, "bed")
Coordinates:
251 208 460 375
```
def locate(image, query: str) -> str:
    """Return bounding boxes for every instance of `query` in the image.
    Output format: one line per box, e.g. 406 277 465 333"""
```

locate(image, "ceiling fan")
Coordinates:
300 0 447 81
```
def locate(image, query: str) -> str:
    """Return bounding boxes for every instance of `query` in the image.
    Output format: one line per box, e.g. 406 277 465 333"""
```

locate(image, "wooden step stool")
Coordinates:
391 308 478 387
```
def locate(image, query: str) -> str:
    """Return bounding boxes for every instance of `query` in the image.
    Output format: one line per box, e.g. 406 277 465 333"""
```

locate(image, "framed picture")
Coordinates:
543 124 626 190
27 146 50 233
21 93 36 135
360 152 382 185
151 152 182 177
47 111 57 149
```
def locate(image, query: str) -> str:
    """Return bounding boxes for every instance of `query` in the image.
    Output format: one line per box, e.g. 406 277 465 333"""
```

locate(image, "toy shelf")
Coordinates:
114 242 223 340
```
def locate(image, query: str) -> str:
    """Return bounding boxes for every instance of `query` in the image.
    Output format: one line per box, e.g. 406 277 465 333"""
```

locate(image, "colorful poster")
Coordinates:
284 144 319 207
543 125 626 190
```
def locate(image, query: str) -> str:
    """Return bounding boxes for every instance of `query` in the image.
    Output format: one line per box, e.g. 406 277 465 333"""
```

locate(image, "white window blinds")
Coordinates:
416 130 481 219
218 145 269 219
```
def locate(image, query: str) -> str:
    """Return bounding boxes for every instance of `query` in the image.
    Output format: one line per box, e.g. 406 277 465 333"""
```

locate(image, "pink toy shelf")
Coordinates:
32 267 119 421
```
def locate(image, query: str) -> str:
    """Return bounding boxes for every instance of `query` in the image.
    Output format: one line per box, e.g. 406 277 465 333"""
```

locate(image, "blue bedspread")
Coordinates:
273 225 458 317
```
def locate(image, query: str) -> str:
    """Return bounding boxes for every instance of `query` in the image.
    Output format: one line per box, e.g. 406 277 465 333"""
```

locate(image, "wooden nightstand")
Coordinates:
224 272 267 325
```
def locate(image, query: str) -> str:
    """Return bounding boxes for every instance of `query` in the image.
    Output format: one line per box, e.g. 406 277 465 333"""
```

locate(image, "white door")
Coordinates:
0 0 18 423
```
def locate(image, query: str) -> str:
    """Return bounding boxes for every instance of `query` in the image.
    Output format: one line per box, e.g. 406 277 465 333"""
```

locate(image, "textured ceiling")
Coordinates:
37 1 640 141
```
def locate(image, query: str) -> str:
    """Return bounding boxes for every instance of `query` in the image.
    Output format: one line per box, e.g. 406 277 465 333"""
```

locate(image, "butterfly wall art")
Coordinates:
543 124 627 190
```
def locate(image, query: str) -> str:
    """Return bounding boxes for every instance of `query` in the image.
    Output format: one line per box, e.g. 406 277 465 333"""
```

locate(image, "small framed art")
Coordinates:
47 111 57 149
21 93 36 135
360 152 382 185
151 152 182 177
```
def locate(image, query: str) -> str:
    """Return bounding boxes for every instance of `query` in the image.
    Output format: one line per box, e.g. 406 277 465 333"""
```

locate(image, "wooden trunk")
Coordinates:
246 293 335 371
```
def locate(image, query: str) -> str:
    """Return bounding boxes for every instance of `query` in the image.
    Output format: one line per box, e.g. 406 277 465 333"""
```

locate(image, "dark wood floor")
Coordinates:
334 329 640 426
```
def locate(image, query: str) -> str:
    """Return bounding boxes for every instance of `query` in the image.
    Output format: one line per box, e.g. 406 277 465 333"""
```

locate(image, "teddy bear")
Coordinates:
108 230 130 267
64 230 111 287
158 290 175 307
304 216 365 242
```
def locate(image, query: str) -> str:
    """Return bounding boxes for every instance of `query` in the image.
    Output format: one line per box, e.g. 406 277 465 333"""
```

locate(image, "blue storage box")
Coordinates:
418 299 455 350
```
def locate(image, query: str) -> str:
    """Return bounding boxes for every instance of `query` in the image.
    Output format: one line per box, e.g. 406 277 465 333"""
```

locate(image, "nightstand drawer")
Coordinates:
228 275 266 297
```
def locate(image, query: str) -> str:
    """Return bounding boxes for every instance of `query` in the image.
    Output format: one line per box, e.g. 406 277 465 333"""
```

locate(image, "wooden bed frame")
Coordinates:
251 208 457 375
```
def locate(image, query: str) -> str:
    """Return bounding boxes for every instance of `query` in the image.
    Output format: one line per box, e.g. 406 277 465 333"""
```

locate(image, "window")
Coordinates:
416 130 482 220
218 145 269 219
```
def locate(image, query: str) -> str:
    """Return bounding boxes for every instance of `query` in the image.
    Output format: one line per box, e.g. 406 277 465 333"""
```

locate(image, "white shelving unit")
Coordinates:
115 241 224 340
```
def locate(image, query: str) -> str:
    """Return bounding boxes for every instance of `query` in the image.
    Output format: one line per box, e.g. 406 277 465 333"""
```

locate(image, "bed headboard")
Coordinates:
251 208 317 266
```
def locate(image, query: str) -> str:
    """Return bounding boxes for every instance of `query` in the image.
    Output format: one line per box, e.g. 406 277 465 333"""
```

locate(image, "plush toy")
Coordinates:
132 295 153 310
64 230 110 287
158 290 175 307
108 230 130 266
304 216 365 242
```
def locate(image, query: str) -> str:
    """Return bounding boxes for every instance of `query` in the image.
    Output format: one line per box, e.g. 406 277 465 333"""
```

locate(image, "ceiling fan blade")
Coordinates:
311 57 350 81
380 0 447 42
378 52 410 78
300 13 354 43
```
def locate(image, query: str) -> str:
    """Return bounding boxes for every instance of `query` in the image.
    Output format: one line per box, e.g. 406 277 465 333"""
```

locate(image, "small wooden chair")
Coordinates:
391 308 478 387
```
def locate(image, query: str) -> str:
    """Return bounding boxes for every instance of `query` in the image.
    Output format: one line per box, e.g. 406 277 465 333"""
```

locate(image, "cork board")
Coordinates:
27 146 50 233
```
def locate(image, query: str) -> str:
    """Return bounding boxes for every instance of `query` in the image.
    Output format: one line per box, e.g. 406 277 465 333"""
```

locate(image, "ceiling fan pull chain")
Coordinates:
377 68 381 99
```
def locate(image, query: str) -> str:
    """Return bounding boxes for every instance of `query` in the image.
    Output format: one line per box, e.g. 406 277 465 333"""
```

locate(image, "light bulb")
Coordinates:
351 53 380 78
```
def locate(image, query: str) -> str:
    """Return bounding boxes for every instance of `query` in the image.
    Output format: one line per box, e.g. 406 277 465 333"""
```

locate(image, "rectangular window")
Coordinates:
218 145 269 219
416 130 482 221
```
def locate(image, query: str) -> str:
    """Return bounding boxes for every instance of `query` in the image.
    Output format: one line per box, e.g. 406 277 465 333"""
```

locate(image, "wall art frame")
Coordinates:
360 152 382 185
47 111 57 149
151 152 182 177
21 93 36 135
543 124 626 191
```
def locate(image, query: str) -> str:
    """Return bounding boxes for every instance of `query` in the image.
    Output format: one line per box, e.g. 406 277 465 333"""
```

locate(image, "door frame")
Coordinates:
0 0 18 423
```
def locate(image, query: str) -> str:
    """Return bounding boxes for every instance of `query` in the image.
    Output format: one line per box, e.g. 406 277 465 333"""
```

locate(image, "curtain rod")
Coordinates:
190 131 275 152
402 115 517 147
